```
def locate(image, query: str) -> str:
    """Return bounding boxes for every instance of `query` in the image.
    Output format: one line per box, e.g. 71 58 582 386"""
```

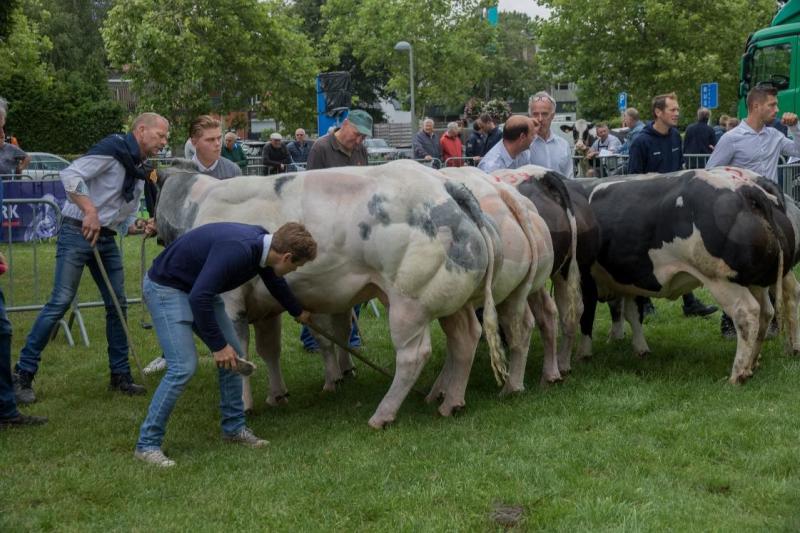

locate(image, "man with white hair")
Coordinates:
527 91 573 178
221 131 248 173
287 128 312 169
412 118 442 166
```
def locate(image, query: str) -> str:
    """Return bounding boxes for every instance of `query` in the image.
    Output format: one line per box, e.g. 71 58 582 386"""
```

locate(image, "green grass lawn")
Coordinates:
2 239 800 531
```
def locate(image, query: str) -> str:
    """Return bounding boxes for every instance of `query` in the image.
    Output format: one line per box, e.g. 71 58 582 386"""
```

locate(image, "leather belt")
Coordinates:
62 217 117 237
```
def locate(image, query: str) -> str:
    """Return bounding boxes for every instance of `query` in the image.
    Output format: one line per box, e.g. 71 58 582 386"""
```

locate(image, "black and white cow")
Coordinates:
575 167 790 384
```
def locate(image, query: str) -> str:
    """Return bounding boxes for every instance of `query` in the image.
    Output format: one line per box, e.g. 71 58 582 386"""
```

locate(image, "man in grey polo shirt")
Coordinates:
706 84 800 338
301 109 372 352
528 91 574 178
306 110 371 170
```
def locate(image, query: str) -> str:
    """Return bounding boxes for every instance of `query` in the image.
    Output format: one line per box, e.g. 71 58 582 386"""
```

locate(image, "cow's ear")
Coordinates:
587 122 594 129
560 124 573 133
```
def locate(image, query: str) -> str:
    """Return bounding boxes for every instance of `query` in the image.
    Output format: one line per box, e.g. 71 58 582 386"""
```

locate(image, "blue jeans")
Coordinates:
0 289 18 419
300 304 362 350
136 276 246 450
16 224 130 376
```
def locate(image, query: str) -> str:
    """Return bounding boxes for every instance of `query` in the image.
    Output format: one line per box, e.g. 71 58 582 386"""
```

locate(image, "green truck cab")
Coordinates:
739 2 800 117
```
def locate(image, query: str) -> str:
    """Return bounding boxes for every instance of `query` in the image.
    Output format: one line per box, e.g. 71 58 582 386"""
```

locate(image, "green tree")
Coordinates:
102 0 318 132
320 0 487 119
538 0 776 121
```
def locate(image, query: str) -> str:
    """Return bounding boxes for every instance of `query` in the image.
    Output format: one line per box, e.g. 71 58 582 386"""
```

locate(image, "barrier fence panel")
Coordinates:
683 153 712 169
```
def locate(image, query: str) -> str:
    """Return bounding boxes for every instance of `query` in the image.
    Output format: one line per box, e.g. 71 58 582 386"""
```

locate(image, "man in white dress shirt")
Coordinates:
13 113 169 403
527 91 574 178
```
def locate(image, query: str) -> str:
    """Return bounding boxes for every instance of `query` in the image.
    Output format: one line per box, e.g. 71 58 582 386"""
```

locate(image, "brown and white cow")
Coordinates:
575 167 790 383
154 160 505 427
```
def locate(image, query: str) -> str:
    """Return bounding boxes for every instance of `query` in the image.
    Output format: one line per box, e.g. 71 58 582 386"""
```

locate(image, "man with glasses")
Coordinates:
706 83 800 338
287 128 312 170
528 91 573 178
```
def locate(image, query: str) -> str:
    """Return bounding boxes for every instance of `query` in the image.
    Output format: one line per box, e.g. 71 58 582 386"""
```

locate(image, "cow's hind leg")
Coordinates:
577 267 598 359
748 286 773 374
527 288 560 387
498 297 536 395
369 295 432 429
429 305 481 416
781 273 800 355
702 280 760 384
554 273 583 374
252 316 288 406
313 313 350 392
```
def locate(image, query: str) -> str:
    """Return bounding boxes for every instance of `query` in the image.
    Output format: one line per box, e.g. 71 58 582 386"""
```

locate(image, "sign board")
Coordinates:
617 92 628 113
1 180 67 243
701 82 719 109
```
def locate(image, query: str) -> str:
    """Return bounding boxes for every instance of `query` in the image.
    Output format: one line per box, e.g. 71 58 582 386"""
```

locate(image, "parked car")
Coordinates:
22 152 70 180
364 138 400 161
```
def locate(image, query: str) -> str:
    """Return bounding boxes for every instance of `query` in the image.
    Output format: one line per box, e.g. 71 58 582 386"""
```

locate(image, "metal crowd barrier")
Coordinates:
2 198 147 347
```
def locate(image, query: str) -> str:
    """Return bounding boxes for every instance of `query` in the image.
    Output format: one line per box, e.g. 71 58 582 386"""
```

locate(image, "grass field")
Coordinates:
2 239 800 531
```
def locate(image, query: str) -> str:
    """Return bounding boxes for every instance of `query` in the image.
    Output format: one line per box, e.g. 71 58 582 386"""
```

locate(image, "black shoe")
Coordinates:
0 413 48 427
683 299 718 317
721 314 736 339
109 373 146 395
13 369 36 404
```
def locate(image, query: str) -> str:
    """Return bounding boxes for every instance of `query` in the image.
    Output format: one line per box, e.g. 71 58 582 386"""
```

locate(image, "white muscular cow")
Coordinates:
154 160 504 427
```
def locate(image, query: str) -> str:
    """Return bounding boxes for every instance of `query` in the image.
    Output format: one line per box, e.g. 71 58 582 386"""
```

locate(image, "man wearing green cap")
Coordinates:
306 109 371 170
301 109 372 353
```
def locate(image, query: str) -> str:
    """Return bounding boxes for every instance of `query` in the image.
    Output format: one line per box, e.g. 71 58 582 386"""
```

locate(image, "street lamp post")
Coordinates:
394 40 415 140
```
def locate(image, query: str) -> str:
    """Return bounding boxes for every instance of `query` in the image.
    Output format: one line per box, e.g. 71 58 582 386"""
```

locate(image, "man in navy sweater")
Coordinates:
627 92 717 319
134 222 315 467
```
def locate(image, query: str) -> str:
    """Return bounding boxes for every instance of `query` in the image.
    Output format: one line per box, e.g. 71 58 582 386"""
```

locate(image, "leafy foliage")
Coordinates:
102 0 319 133
538 0 777 121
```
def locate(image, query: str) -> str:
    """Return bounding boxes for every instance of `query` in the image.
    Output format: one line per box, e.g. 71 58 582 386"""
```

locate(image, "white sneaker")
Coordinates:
143 356 167 375
223 426 268 448
134 448 176 467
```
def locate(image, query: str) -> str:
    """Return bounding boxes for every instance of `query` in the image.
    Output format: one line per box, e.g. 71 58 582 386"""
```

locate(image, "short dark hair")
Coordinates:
271 222 317 263
697 107 711 121
595 122 609 130
478 113 494 126
747 85 778 110
651 92 677 118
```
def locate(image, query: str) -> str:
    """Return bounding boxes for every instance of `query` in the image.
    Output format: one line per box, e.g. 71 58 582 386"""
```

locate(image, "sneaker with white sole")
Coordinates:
223 426 268 448
134 448 176 467
143 356 167 375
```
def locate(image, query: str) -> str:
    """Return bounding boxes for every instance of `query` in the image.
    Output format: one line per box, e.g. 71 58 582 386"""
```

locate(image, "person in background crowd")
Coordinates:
465 121 485 166
619 107 645 156
189 116 241 180
706 84 800 339
221 131 248 173
628 92 718 319
287 128 312 170
478 113 502 156
713 114 729 144
301 110 372 352
262 132 291 175
13 112 170 404
184 136 195 160
134 222 315 467
478 115 537 172
683 107 716 168
412 118 442 167
0 99 29 178
440 122 464 167
528 91 574 178
725 117 740 130
0 96 47 427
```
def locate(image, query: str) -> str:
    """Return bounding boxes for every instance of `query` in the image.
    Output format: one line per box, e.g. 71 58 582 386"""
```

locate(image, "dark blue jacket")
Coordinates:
148 222 303 351
482 126 502 156
627 122 683 174
683 120 716 155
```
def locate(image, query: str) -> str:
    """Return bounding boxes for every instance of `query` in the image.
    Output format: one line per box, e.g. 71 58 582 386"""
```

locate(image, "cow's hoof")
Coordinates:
729 373 750 385
635 350 650 359
342 367 357 379
499 385 524 397
608 328 625 341
425 390 445 405
540 375 563 387
266 393 289 407
791 348 800 357
438 402 465 417
368 415 394 429
322 382 338 393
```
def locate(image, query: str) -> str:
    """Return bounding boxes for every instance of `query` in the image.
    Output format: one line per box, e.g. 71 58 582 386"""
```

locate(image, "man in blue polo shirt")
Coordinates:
134 221 315 467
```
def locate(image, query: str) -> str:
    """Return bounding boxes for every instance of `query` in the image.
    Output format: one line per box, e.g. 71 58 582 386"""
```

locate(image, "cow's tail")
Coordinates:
443 182 507 384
